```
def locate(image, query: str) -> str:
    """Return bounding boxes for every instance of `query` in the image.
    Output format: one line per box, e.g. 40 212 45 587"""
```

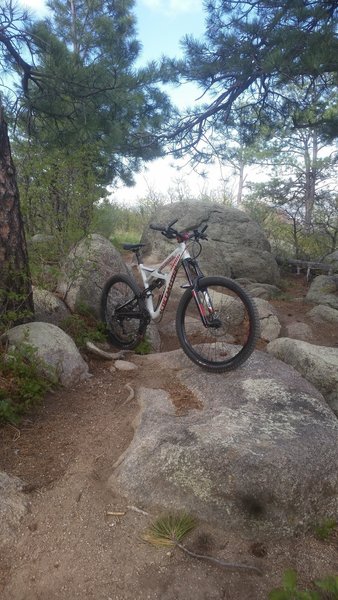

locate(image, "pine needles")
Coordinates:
143 512 262 575
142 513 196 547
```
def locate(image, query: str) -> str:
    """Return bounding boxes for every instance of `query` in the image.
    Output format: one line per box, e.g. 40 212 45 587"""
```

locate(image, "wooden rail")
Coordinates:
276 257 337 280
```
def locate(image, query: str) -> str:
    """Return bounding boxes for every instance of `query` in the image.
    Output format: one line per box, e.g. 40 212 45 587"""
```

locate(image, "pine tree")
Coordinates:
0 0 171 324
164 0 338 150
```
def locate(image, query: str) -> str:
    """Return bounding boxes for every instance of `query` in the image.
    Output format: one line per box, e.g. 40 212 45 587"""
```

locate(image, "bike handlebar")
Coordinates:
149 219 208 242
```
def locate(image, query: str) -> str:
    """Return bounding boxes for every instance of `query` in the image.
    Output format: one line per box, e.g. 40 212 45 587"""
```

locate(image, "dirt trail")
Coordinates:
0 274 337 600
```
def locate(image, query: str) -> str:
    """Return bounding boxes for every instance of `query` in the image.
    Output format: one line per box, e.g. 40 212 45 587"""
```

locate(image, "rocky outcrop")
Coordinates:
324 250 338 272
109 348 338 538
57 234 128 317
306 275 338 309
266 338 338 415
141 203 280 284
307 304 338 324
236 280 281 300
2 322 89 387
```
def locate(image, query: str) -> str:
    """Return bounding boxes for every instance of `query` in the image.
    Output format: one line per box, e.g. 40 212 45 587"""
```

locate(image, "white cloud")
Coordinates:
142 0 203 17
111 155 233 205
17 0 50 16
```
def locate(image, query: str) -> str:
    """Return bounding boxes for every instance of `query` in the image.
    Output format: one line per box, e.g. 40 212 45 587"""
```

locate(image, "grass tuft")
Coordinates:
142 513 196 547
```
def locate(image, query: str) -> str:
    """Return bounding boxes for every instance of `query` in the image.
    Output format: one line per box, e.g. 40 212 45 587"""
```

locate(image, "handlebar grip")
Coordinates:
201 224 208 233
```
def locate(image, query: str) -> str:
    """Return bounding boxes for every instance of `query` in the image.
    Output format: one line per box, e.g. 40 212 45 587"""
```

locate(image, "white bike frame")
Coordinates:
138 241 191 321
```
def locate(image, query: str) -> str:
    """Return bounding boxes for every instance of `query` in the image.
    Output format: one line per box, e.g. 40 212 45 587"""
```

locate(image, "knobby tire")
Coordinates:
100 273 148 349
176 276 260 372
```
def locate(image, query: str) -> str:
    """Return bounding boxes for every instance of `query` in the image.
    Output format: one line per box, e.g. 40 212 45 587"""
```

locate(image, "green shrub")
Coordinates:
314 519 337 541
60 313 106 349
269 569 338 600
0 344 57 425
110 228 141 252
0 288 34 336
134 336 152 355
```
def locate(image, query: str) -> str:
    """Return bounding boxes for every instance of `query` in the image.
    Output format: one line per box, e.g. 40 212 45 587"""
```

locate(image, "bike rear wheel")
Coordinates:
176 276 260 372
100 274 148 349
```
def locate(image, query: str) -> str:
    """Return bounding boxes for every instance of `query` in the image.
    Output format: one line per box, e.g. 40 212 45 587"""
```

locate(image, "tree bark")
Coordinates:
0 107 34 328
303 130 317 233
236 156 246 207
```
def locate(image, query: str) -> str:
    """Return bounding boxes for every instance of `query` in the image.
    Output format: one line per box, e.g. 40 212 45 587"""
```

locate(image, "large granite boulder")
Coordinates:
109 348 338 538
57 234 128 317
266 338 338 415
33 287 70 326
306 275 338 309
2 322 89 387
141 202 280 284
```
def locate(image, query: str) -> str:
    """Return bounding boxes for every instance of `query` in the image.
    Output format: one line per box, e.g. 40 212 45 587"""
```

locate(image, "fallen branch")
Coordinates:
127 505 149 516
85 342 125 360
121 384 135 406
176 542 262 575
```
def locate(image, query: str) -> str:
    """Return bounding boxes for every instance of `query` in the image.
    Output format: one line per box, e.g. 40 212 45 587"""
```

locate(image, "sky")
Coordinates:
16 0 232 204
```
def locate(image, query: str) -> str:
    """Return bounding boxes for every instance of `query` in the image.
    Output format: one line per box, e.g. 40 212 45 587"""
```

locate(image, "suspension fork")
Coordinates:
181 258 215 326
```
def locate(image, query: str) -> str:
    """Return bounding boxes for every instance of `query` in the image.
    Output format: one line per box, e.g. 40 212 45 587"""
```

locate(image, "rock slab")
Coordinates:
0 472 27 548
109 349 338 538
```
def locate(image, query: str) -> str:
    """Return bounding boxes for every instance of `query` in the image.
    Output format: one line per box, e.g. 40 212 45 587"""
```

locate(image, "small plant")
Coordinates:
0 288 34 336
315 576 338 598
276 291 293 302
269 569 338 600
143 513 197 547
0 343 57 424
314 519 337 541
143 513 261 574
134 336 152 355
60 313 106 349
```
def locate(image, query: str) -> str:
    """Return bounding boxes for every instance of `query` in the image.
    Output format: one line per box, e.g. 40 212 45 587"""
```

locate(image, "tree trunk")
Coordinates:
236 158 246 207
303 131 317 233
0 107 34 329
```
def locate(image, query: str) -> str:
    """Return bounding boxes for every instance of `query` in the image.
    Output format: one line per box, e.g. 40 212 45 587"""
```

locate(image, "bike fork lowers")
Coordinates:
181 259 215 327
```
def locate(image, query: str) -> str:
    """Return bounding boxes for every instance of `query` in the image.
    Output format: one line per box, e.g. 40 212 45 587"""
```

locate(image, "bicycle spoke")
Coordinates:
176 277 259 372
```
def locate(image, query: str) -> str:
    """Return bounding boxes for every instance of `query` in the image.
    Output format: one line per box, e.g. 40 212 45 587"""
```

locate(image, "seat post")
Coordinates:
134 248 143 264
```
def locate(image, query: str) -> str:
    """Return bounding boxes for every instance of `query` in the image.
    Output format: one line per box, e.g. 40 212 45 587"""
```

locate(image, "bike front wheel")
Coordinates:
176 276 260 372
100 274 148 349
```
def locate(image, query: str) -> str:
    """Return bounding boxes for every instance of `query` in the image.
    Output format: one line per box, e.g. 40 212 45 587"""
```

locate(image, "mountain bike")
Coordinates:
101 219 260 372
